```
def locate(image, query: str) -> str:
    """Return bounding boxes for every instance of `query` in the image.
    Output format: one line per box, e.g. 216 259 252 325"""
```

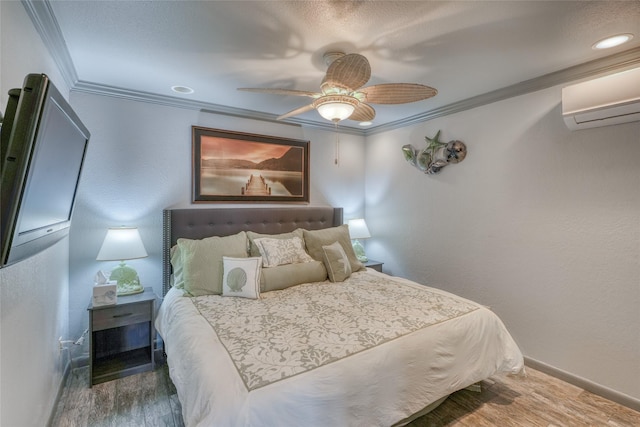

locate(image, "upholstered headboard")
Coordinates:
162 207 343 295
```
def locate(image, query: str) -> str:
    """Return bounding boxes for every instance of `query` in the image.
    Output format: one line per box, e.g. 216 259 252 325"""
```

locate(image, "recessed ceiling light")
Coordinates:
171 85 194 94
359 121 373 127
592 33 633 50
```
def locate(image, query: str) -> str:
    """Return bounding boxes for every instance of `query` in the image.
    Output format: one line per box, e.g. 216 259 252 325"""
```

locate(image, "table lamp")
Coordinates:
96 227 148 295
347 218 371 262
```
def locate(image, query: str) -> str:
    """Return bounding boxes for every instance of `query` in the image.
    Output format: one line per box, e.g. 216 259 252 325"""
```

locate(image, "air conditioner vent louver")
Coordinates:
562 67 640 130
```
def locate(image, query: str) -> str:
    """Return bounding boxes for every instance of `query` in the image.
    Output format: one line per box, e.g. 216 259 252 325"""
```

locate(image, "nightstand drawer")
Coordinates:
92 302 151 331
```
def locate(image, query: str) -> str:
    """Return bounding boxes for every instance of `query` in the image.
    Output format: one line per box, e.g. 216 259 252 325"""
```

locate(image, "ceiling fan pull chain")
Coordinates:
334 121 340 165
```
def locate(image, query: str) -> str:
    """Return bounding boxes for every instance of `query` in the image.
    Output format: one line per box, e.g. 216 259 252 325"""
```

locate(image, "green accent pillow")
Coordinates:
169 245 184 289
303 225 364 273
260 260 328 292
178 231 248 296
322 241 352 282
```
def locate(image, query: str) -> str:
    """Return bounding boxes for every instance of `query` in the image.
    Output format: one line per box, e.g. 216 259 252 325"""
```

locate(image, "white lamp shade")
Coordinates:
348 219 371 240
96 227 148 261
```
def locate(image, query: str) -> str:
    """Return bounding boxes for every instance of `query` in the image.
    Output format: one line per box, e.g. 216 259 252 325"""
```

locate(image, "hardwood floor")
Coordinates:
51 364 183 427
51 364 639 426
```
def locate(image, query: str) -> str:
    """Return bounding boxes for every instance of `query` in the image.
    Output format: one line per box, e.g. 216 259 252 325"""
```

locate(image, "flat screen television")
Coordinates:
0 73 90 267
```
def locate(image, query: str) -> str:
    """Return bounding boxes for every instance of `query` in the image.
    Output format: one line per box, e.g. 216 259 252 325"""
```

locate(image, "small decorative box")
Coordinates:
93 282 117 307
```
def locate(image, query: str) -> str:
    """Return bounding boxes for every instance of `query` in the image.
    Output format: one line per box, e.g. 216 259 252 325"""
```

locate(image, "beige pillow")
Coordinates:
322 241 352 282
303 225 364 273
178 231 248 296
247 229 304 257
253 236 314 267
260 261 327 292
222 257 262 299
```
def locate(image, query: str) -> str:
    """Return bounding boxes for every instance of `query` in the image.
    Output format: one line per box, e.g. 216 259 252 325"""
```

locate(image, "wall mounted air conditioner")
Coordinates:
562 67 640 130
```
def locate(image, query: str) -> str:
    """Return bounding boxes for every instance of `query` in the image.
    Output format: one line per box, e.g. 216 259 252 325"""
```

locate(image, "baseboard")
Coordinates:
46 359 72 427
73 354 89 368
524 356 640 412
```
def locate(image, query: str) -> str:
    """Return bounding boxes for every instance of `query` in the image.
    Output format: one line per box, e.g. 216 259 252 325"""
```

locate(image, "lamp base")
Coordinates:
110 262 144 296
352 239 368 263
116 283 144 296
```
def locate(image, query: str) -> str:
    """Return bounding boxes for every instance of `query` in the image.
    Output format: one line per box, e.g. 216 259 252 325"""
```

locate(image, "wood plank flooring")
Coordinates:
51 364 183 427
51 364 639 426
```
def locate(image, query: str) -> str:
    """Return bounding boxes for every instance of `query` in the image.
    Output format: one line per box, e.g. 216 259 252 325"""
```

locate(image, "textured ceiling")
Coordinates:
45 0 640 131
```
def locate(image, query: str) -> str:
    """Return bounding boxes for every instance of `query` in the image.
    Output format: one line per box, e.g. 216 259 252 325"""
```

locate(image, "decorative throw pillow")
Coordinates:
322 241 352 282
178 231 248 297
169 245 184 289
260 260 328 292
303 225 364 273
222 257 262 299
253 236 314 267
247 229 304 257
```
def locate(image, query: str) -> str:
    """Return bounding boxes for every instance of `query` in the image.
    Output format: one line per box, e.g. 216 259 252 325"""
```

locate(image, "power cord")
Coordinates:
59 329 89 370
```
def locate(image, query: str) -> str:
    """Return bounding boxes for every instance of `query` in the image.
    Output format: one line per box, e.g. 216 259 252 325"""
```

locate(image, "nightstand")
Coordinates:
88 287 157 386
364 259 383 272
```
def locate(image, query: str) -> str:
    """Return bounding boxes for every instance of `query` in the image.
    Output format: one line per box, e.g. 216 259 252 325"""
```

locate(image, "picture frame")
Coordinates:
192 127 310 203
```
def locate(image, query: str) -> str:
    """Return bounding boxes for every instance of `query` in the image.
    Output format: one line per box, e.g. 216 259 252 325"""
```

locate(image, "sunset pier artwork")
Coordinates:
192 127 309 202
242 174 271 196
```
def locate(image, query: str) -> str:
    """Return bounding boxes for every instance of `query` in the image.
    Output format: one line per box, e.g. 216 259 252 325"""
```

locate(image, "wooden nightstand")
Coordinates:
364 259 383 272
88 287 157 386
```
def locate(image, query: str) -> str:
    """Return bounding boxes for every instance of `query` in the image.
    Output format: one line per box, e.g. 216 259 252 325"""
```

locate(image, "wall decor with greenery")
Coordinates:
402 130 467 175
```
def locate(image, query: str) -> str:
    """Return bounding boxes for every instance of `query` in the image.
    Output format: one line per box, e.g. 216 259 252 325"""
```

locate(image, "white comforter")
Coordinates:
156 269 523 427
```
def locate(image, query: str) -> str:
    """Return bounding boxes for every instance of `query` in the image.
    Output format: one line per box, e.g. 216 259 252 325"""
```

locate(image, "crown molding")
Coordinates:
71 80 364 136
22 0 78 88
73 47 639 137
25 0 639 137
364 46 640 135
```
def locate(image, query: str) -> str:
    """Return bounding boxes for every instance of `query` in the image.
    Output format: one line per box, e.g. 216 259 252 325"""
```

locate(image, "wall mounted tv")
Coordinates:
0 73 90 268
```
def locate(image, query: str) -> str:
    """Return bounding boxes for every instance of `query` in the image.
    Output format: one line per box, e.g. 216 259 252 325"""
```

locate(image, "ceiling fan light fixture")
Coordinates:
240 53 435 123
314 95 359 122
317 102 355 121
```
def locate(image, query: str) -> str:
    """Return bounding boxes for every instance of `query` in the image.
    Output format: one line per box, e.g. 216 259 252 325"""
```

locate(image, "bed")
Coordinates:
156 206 524 426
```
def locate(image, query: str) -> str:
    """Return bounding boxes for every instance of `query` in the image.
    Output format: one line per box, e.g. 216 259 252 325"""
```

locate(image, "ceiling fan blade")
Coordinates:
321 53 371 92
359 83 437 104
277 103 316 120
238 88 320 98
348 102 376 122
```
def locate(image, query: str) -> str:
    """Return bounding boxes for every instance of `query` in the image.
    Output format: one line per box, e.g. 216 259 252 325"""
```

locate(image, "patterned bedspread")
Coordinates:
192 270 479 390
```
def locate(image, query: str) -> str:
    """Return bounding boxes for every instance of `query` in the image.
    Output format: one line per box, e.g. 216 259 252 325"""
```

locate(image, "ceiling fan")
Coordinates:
238 52 437 123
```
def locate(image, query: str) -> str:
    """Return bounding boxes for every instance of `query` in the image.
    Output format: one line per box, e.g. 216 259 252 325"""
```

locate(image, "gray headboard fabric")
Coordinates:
162 206 343 295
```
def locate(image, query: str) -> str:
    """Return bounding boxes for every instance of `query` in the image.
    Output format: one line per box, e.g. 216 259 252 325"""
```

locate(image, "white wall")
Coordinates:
3 0 638 418
0 242 70 426
365 85 640 402
66 92 366 343
0 2 72 426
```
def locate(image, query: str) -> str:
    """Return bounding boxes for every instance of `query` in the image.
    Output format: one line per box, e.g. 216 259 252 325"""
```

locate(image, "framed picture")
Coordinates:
192 127 310 203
